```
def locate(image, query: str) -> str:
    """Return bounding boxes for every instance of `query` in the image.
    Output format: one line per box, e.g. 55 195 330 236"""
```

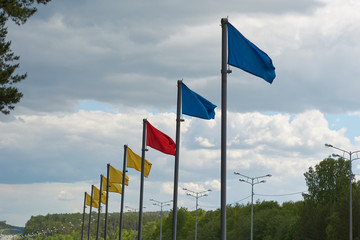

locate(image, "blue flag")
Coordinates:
182 83 216 120
227 22 276 84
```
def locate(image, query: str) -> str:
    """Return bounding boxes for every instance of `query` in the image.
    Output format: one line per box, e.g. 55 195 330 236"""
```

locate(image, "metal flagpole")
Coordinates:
96 175 103 240
172 79 183 240
104 164 110 240
220 17 230 240
119 146 128 240
138 119 147 240
88 186 94 240
81 192 86 240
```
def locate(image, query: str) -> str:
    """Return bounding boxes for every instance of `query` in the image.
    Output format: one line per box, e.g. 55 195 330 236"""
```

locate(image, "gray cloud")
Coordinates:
4 0 336 114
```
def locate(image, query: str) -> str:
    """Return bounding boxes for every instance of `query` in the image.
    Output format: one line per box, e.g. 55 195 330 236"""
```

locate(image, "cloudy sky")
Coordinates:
2 0 360 227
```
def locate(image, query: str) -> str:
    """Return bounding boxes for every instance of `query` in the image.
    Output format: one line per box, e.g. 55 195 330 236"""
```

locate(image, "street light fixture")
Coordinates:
149 199 172 240
325 143 360 240
234 172 271 240
183 188 211 240
125 206 138 240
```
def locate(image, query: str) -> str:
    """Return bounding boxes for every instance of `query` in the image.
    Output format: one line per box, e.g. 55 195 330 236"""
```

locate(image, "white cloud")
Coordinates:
58 190 75 201
0 109 349 184
161 182 175 195
195 136 216 148
227 110 348 152
0 182 90 226
0 108 354 226
205 179 221 191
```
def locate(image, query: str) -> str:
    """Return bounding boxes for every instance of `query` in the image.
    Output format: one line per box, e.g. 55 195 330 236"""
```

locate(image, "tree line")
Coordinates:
22 157 360 239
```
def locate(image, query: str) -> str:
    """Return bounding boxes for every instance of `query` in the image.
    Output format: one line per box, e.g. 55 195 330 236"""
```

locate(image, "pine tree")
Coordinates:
0 0 50 114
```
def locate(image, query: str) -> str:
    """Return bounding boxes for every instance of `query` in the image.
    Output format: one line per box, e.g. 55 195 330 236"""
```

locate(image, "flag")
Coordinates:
85 193 99 208
127 147 152 177
182 82 216 120
109 165 129 186
92 186 107 205
227 22 276 84
146 121 176 156
102 176 122 194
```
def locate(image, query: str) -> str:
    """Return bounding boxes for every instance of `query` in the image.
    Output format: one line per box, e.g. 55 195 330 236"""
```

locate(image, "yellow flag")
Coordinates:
127 147 152 177
102 175 123 194
109 165 129 186
85 193 99 209
92 185 106 205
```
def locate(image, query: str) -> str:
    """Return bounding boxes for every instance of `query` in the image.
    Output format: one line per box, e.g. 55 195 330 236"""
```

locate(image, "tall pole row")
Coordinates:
81 192 86 240
104 164 110 240
119 145 128 240
220 17 229 240
88 186 94 240
172 79 182 240
96 175 103 240
138 119 147 240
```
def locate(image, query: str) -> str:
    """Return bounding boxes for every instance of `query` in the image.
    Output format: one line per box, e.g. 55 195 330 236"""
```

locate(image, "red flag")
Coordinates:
146 121 176 156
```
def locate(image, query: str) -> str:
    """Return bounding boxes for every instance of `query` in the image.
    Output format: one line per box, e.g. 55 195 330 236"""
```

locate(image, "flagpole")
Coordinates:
96 175 103 240
221 17 230 240
88 186 94 240
81 192 86 240
138 119 147 240
119 146 128 240
172 80 182 240
104 164 110 240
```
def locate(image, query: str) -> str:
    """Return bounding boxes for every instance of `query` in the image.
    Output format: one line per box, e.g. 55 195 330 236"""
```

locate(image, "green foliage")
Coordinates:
0 0 51 25
22 203 302 240
0 0 50 114
23 211 164 240
22 156 360 240
225 201 300 240
296 157 356 240
197 209 220 240
0 12 25 114
303 157 350 205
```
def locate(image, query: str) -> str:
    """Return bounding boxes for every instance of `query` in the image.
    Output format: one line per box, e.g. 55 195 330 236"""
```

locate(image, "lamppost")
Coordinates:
325 143 360 240
183 188 211 240
149 199 172 240
125 206 138 240
234 172 271 240
125 206 146 240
